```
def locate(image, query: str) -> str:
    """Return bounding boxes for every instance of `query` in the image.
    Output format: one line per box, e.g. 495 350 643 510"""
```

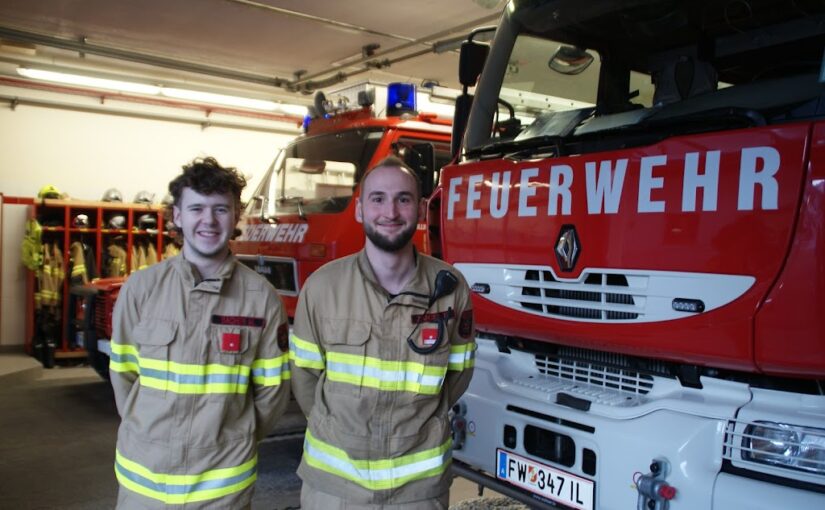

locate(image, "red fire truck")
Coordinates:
231 82 453 317
84 83 452 379
439 1 825 509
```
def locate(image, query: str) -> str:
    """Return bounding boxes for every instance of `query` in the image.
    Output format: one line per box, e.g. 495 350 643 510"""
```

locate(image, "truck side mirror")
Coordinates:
453 40 490 159
451 94 473 158
459 40 489 88
403 143 436 198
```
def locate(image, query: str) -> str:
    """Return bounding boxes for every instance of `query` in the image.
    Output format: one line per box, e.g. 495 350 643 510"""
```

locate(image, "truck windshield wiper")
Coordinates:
615 107 767 135
465 135 566 160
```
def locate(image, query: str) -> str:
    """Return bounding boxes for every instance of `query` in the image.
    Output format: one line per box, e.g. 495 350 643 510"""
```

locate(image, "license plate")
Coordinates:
496 449 594 510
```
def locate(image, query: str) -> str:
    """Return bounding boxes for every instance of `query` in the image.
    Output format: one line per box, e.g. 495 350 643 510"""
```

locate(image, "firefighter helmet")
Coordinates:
102 188 123 202
107 214 127 230
133 191 155 204
161 193 175 208
73 214 90 228
37 184 61 200
137 213 158 231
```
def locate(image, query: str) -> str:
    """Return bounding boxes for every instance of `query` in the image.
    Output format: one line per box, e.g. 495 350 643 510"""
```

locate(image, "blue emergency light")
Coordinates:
387 83 417 116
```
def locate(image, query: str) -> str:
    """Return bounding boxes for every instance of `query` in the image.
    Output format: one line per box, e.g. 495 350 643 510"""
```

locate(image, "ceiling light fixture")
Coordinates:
15 67 307 116
161 87 278 111
17 67 161 95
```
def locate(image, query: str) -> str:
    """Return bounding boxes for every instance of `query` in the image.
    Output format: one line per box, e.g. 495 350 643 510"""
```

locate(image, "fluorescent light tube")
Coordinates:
161 87 278 110
17 67 161 94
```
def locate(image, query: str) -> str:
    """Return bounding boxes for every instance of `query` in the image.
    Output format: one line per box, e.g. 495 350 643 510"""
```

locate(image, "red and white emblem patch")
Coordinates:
221 332 241 353
421 328 439 346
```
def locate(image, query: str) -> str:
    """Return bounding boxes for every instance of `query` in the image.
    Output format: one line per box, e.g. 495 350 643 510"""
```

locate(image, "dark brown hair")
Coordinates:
168 157 246 213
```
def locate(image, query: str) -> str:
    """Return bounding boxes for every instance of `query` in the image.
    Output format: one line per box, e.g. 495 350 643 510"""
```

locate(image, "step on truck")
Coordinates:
437 1 825 509
232 82 453 317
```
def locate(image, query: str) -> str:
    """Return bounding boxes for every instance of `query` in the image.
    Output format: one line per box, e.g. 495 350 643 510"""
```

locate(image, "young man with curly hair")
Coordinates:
110 157 290 509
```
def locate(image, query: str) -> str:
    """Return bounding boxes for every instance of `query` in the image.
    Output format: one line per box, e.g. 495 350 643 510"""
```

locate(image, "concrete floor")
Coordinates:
0 356 512 509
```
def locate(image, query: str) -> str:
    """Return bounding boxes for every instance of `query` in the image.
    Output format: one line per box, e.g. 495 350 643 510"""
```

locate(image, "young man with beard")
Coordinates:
290 156 476 509
109 157 290 509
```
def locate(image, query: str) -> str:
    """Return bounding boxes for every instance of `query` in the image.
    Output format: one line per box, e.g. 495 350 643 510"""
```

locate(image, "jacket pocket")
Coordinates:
208 326 257 402
134 319 176 359
322 319 371 398
133 319 177 396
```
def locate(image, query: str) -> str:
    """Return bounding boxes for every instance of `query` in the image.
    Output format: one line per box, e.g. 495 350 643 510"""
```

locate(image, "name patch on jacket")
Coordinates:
211 314 266 328
411 309 455 325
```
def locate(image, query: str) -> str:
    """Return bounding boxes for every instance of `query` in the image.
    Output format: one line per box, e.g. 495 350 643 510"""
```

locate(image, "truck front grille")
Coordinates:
454 263 755 323
521 270 639 320
534 347 655 397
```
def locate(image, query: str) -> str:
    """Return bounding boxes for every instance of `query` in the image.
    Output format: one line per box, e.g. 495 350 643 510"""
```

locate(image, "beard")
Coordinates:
364 221 417 252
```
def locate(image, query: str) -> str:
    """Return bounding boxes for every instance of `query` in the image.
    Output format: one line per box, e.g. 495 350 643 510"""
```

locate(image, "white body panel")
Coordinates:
453 338 825 509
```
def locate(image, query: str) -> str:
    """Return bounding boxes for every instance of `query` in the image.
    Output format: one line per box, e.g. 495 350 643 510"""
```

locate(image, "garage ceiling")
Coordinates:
0 0 505 105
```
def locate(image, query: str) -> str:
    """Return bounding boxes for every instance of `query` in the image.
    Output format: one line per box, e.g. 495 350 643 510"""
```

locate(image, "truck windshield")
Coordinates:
247 128 383 218
465 0 825 157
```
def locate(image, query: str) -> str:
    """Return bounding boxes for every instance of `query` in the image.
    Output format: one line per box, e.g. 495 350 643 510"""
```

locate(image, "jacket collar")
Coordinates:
356 248 431 307
173 252 237 293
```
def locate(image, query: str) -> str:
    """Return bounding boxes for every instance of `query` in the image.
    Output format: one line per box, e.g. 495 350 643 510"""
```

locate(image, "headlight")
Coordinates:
742 421 825 475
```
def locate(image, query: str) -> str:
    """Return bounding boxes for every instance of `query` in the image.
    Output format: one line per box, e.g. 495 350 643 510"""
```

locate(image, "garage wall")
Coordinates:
0 85 302 347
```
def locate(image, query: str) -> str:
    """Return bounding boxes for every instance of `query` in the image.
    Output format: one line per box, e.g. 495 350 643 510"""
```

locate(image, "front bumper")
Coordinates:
452 338 825 509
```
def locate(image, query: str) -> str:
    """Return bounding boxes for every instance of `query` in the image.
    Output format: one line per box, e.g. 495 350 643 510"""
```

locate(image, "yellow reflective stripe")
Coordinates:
71 264 86 276
303 429 451 490
115 450 256 504
326 352 447 395
289 334 325 369
139 360 250 394
447 342 477 371
251 353 291 386
111 342 138 355
110 342 140 375
109 342 251 394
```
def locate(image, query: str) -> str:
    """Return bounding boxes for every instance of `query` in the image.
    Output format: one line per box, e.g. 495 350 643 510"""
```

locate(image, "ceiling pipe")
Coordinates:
297 47 434 93
290 13 501 86
225 0 422 44
0 76 303 125
0 9 502 96
0 92 301 135
0 26 291 88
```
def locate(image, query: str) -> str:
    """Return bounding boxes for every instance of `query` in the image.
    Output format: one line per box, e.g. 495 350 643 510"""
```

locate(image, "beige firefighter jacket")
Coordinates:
290 249 476 505
38 243 64 308
110 253 290 509
105 244 127 278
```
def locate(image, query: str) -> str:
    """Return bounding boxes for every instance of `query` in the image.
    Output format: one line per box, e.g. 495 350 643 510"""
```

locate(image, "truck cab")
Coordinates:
439 1 825 509
231 83 452 317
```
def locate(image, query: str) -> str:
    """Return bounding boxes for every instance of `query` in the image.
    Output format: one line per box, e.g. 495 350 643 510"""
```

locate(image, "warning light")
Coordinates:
387 82 416 116
672 298 705 313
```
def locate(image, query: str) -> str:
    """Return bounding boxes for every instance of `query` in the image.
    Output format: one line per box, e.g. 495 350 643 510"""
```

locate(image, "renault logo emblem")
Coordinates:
555 225 580 272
